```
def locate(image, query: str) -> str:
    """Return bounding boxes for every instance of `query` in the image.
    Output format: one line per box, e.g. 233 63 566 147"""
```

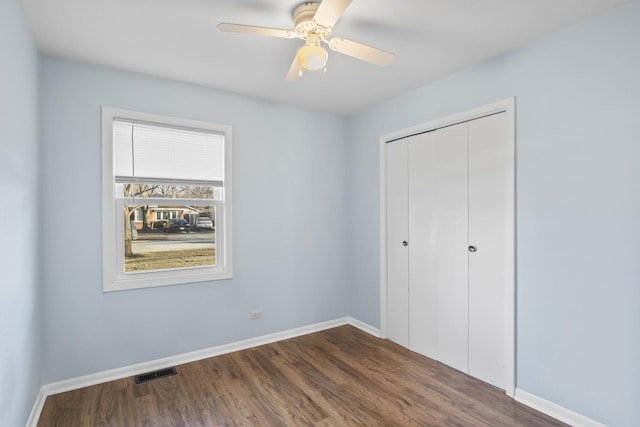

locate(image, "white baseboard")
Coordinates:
515 389 607 427
25 387 47 427
27 316 378 427
347 316 381 337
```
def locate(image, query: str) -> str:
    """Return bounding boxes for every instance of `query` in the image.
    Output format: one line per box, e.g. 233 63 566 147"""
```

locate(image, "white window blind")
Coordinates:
113 119 225 185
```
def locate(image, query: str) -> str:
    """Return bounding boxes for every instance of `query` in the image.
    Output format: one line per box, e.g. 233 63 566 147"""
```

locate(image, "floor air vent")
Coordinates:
135 367 177 384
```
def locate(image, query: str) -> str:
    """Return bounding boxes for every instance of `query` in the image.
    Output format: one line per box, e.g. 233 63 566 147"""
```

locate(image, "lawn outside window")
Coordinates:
102 107 233 292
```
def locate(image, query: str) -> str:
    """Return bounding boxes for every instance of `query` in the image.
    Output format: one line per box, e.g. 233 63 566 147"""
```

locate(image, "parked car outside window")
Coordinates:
165 218 191 233
195 217 214 231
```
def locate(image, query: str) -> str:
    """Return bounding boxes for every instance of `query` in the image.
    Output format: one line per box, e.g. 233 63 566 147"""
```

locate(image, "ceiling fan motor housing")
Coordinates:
294 2 332 40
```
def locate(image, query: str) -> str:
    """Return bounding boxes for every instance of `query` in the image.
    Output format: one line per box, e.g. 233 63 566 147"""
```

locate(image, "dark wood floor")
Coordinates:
38 325 566 426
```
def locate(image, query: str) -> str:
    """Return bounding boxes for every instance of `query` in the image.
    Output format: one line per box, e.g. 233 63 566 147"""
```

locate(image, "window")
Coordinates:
102 107 232 291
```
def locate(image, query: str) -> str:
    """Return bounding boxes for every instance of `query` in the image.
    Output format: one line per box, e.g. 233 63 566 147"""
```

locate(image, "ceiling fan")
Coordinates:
217 0 395 81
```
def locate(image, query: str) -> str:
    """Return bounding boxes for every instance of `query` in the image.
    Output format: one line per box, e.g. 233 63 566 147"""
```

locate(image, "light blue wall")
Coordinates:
348 1 640 426
0 0 42 426
39 57 350 384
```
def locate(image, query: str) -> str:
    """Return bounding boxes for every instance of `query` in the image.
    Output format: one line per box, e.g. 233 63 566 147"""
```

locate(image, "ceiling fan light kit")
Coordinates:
297 44 328 71
297 32 328 71
217 0 394 81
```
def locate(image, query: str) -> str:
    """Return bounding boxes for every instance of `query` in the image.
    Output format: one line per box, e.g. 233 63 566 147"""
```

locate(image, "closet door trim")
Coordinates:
379 97 515 397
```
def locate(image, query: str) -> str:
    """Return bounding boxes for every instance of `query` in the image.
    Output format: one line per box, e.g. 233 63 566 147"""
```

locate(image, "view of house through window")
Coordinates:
122 183 218 272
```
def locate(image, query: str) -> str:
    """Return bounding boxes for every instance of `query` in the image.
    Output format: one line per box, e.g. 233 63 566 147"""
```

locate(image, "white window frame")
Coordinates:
102 107 233 292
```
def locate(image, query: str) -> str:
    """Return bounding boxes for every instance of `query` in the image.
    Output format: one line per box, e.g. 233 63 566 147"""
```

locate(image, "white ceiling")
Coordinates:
21 0 630 115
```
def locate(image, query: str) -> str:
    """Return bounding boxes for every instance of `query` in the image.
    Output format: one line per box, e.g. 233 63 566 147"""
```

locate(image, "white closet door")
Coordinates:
386 139 409 347
408 132 438 358
468 112 512 389
435 123 469 373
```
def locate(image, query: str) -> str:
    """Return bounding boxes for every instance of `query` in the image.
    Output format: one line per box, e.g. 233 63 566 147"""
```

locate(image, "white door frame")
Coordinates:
379 97 516 397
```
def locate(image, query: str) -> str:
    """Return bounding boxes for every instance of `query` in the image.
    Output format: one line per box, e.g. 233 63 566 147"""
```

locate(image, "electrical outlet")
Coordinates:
250 310 263 320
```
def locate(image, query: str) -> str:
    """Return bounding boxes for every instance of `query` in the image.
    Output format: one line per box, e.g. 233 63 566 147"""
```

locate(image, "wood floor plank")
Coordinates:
37 325 567 427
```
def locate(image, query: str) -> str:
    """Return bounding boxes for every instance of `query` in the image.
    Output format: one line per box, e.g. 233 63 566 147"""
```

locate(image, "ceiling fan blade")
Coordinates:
217 23 296 39
328 37 395 66
313 0 353 29
285 55 303 81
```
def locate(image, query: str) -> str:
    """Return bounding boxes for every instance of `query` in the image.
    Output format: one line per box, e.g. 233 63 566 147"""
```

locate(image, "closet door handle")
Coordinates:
468 245 477 252
402 241 408 247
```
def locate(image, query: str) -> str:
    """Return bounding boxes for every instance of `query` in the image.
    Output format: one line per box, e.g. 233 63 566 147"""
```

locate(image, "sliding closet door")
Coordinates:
384 100 514 393
408 132 438 358
434 123 469 373
467 112 512 389
386 139 409 347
